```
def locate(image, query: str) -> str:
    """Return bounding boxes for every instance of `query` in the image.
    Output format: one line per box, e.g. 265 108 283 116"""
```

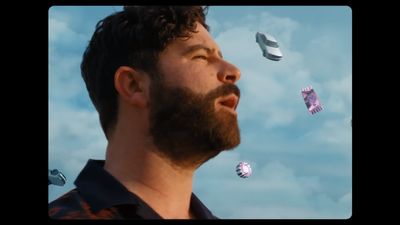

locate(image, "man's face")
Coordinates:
148 22 242 169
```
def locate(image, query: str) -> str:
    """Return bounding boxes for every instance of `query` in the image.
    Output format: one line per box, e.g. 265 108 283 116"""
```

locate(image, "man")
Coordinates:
49 6 241 219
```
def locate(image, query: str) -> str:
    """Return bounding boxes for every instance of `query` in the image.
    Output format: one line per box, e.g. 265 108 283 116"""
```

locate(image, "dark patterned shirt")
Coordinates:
48 159 218 219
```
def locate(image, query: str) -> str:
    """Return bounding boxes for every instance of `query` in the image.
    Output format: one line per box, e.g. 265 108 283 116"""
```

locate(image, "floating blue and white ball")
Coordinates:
236 162 252 178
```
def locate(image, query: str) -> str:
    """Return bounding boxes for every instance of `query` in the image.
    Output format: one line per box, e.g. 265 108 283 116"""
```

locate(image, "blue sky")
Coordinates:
48 6 352 219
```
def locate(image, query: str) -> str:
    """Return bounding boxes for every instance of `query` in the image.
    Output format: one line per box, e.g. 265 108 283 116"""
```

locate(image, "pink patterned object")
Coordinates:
301 85 323 115
236 162 252 178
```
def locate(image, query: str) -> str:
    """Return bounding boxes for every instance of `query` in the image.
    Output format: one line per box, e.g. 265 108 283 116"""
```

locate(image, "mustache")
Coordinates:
206 83 241 101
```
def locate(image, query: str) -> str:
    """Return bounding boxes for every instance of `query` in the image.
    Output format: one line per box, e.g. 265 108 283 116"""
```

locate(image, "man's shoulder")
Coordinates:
49 189 86 219
48 189 118 219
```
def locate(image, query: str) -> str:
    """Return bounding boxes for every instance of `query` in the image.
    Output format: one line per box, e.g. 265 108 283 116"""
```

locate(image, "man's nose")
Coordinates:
217 60 241 84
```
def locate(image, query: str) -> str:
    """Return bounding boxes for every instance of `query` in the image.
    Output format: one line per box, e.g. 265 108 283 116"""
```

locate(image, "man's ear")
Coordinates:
114 66 148 108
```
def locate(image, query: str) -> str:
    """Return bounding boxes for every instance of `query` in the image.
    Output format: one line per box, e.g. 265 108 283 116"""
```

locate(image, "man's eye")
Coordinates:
193 55 207 60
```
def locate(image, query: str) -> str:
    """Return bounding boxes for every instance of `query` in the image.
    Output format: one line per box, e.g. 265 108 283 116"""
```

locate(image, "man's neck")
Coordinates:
104 138 196 219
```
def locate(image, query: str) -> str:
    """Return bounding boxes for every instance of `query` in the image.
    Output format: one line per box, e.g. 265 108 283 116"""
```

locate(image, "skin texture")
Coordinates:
104 22 241 219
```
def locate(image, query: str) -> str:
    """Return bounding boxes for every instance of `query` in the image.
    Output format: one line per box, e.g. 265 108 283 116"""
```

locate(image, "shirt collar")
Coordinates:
190 193 218 219
74 159 217 219
74 159 143 213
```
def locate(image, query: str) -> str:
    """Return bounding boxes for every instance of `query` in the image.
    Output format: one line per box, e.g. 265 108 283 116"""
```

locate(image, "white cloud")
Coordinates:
49 18 69 43
303 32 352 83
214 16 309 129
263 107 297 128
231 205 317 219
304 118 352 156
196 160 350 219
323 73 352 115
339 192 352 205
48 54 85 102
206 17 220 37
257 12 299 49
49 104 106 161
49 11 90 102
49 104 106 202
212 10 351 130
49 17 87 48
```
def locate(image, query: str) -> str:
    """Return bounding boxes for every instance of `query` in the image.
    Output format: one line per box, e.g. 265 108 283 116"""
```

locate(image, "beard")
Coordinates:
148 75 241 169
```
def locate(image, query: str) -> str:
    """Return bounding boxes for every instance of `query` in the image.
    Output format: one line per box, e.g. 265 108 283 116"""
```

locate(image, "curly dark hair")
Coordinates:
81 6 209 139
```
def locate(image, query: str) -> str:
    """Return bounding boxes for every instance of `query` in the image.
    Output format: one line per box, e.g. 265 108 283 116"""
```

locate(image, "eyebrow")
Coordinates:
182 44 223 59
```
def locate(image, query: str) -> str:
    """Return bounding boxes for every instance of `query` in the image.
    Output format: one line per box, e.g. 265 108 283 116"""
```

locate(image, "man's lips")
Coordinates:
216 94 239 114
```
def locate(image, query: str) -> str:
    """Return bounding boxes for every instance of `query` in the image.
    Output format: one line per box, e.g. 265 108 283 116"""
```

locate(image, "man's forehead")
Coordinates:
165 22 221 55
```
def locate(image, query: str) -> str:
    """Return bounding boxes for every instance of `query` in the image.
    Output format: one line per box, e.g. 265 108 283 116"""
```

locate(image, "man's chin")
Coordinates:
151 114 241 170
153 130 240 170
213 112 241 150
